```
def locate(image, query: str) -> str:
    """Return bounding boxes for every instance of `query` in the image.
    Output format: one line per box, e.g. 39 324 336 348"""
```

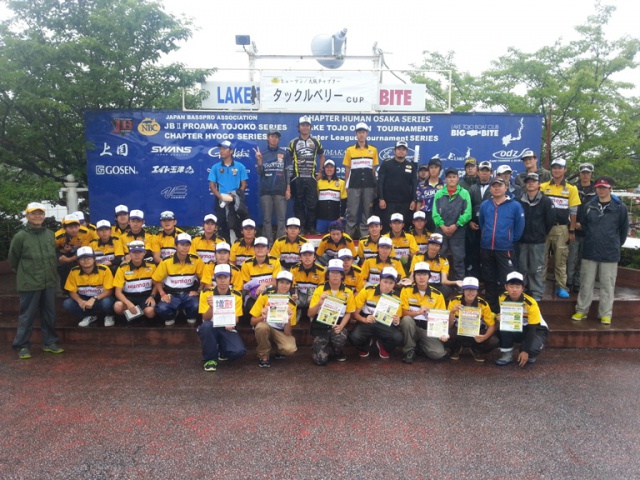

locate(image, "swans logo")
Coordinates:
160 185 188 199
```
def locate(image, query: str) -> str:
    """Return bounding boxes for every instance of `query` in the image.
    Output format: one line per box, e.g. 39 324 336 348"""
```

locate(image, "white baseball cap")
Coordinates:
254 236 269 246
160 211 175 220
380 267 399 280
337 248 353 259
413 262 430 273
462 277 480 290
506 272 525 284
550 158 567 168
62 214 80 226
428 233 444 245
298 116 312 125
300 243 315 254
355 122 370 131
286 218 301 227
77 246 94 258
175 233 192 244
413 211 426 220
496 165 513 175
96 220 111 230
128 240 146 253
114 205 129 214
378 237 393 247
390 213 404 223
214 264 232 277
367 215 381 225
129 210 144 220
216 242 231 251
242 219 256 228
327 259 344 271
276 271 294 282
204 214 217 223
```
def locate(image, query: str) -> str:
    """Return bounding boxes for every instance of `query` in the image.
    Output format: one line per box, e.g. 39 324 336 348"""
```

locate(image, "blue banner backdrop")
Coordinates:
85 111 543 226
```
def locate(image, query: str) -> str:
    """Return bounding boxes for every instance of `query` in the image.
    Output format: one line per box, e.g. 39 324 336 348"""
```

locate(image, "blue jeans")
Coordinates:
13 288 59 350
63 295 115 318
154 292 198 320
197 321 247 362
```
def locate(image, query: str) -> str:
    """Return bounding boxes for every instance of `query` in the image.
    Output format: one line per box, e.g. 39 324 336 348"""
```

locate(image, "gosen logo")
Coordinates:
161 185 188 199
138 118 161 136
95 165 138 175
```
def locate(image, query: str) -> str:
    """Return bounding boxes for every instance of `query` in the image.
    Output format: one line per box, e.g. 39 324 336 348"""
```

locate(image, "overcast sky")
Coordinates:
160 0 638 90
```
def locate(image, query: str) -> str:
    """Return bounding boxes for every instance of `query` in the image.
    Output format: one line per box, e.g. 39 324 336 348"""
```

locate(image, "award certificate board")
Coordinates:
316 296 346 327
212 295 237 327
457 306 481 337
427 309 450 338
500 302 524 332
373 294 401 326
266 295 291 330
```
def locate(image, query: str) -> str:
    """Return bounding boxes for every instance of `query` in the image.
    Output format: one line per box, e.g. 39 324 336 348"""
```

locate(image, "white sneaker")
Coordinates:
78 315 97 327
165 319 175 326
187 318 197 324
104 315 115 327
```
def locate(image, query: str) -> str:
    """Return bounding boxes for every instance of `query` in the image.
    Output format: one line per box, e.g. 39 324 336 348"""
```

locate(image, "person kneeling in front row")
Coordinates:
197 264 247 372
447 277 498 363
249 271 298 368
399 262 447 364
496 272 549 367
350 267 404 359
307 259 356 365
63 246 115 327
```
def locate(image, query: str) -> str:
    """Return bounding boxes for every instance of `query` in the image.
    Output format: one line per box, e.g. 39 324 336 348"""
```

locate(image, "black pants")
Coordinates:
465 227 482 279
481 249 517 312
292 177 318 230
500 324 549 358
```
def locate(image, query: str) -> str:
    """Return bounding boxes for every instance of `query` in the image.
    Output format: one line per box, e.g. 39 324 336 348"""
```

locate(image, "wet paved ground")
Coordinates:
1 345 639 479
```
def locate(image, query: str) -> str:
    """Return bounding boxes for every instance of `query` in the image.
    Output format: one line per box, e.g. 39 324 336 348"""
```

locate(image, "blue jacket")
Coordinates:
478 197 525 251
582 195 629 263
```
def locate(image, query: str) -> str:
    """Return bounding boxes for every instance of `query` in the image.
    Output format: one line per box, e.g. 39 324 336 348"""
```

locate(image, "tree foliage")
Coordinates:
410 3 640 187
0 0 212 186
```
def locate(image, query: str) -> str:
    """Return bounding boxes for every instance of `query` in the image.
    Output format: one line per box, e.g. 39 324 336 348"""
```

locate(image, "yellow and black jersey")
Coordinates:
198 287 243 318
270 235 309 270
250 288 298 327
190 234 227 265
447 294 494 328
113 261 156 295
409 253 450 285
290 262 326 296
240 256 282 288
540 179 580 225
317 178 347 220
55 228 90 255
400 284 446 321
343 265 364 294
498 292 548 328
150 228 185 260
152 253 206 292
230 238 255 267
119 230 153 256
355 285 402 317
78 224 98 244
384 231 419 260
409 228 430 255
356 235 396 262
111 224 130 237
360 255 406 286
316 233 356 260
90 236 125 265
64 263 114 297
343 142 378 189
203 262 243 292
309 282 356 327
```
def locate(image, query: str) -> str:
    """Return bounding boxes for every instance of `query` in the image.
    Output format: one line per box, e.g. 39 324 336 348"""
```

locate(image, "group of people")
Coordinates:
8 120 629 368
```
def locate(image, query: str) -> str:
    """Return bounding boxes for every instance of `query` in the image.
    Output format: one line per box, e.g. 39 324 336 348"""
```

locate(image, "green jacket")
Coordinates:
432 185 472 229
8 224 59 292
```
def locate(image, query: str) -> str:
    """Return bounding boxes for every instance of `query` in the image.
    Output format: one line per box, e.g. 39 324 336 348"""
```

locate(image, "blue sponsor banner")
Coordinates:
85 111 543 226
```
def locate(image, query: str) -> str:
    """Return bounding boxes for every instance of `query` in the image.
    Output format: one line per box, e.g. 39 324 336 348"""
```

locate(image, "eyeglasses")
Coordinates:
28 211 45 216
